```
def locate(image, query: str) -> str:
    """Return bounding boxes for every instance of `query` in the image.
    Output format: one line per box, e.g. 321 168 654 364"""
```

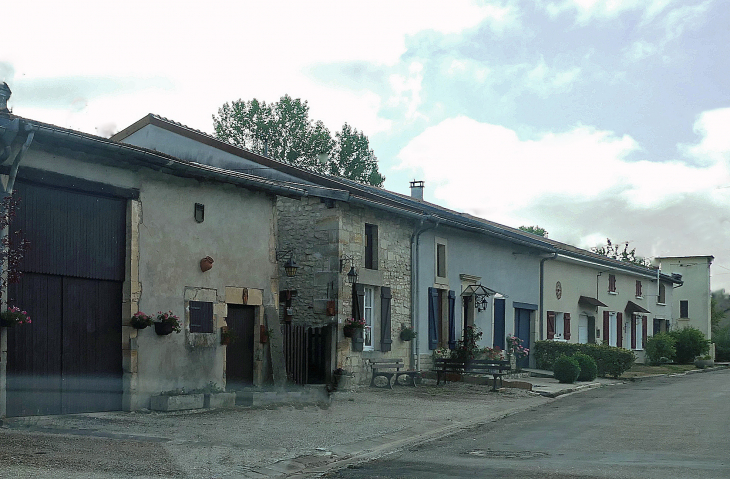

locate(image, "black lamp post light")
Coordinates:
339 254 358 284
276 250 298 277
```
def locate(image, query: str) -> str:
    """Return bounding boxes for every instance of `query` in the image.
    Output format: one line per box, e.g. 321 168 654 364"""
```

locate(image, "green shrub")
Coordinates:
575 353 598 381
669 327 710 364
645 333 676 365
713 325 730 362
553 355 581 383
534 341 635 378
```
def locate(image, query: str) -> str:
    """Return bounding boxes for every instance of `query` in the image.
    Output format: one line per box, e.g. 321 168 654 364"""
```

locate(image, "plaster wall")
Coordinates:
133 171 278 405
6 149 279 411
122 124 312 185
415 226 543 368
658 256 712 339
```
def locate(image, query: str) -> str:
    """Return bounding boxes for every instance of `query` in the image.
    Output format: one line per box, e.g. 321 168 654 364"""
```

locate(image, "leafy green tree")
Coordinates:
328 123 385 186
519 225 547 237
591 238 650 267
213 95 384 186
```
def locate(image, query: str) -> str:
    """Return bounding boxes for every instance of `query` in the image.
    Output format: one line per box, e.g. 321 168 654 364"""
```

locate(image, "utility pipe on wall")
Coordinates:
538 253 558 342
410 216 438 372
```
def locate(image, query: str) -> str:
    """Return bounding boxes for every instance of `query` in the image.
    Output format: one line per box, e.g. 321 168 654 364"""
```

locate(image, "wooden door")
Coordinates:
226 305 255 387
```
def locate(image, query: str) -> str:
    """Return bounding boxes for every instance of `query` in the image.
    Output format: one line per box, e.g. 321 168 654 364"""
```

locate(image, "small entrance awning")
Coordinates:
578 295 607 307
625 300 650 314
461 284 502 298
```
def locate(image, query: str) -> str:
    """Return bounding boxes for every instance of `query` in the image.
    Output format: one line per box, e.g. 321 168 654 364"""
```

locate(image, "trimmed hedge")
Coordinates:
534 341 635 379
575 353 598 381
553 355 580 383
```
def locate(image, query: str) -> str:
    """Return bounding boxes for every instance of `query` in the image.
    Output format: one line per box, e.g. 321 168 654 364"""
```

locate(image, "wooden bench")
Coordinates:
433 358 511 391
369 359 419 388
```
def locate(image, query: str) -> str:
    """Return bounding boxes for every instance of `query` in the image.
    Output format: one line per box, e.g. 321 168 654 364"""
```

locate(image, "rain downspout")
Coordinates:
539 253 558 342
411 216 438 371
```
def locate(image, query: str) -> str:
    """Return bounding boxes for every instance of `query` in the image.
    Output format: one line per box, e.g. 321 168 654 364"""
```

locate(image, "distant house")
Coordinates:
0 101 309 416
540 249 681 363
655 256 713 342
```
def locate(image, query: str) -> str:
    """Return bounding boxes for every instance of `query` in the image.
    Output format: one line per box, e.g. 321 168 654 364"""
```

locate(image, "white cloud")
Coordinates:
544 0 675 24
680 108 730 167
387 62 426 121
396 114 730 218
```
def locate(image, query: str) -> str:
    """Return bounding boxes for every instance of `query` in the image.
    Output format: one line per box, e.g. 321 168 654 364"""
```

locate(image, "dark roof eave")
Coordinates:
27 119 321 200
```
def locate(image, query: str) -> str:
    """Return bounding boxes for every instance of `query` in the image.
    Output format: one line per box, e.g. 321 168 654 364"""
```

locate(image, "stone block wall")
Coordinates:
276 196 340 327
277 196 415 384
338 202 414 383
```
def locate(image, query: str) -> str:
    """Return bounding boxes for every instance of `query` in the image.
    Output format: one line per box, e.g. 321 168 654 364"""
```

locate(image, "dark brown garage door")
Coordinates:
5 181 125 416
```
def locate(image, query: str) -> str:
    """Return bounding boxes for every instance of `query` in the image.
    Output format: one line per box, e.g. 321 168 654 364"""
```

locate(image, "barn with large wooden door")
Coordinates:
5 180 128 416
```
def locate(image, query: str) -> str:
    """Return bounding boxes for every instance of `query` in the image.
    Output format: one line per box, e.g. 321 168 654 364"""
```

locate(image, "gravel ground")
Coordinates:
0 382 548 478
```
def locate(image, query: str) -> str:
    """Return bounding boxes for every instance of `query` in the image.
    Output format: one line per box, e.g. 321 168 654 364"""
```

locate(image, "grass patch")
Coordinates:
620 364 696 379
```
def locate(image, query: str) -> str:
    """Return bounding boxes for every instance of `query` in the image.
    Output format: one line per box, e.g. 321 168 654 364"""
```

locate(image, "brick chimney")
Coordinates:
410 180 424 201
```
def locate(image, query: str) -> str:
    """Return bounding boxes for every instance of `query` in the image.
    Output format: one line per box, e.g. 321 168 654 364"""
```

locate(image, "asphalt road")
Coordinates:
330 369 730 479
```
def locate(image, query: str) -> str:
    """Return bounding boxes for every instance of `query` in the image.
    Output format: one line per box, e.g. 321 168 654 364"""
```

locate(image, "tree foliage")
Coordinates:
591 238 650 267
213 95 384 186
668 327 709 364
518 225 547 237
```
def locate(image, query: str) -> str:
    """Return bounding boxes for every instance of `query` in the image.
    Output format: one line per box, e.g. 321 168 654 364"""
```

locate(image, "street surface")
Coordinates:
331 369 730 479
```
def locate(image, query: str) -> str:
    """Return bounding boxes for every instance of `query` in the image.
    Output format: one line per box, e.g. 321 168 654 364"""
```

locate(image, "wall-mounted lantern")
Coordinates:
340 254 358 284
276 250 298 277
461 284 501 312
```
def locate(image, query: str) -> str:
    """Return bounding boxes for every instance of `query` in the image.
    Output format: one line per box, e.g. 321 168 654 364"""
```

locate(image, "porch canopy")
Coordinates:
461 284 502 298
625 300 650 314
578 295 607 307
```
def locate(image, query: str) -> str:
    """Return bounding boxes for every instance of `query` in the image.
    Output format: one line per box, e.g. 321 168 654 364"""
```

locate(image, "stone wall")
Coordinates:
277 197 415 384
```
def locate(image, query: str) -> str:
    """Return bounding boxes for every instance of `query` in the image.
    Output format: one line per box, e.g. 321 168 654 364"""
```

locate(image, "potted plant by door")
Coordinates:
129 311 153 330
155 311 181 336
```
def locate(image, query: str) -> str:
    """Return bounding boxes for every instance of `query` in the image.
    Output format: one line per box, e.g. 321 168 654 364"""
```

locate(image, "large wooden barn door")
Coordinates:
5 181 125 416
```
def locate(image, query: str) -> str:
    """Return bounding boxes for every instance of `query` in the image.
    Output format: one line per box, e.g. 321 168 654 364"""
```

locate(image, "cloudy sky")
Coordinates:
3 0 729 289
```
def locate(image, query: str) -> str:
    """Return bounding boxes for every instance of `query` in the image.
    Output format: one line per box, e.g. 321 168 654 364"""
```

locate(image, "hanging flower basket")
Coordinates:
154 311 181 336
399 327 416 341
0 306 31 327
343 317 364 338
130 311 153 330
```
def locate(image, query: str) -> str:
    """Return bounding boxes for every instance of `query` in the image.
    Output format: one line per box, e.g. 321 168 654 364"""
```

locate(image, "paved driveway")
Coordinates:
0 382 547 478
332 369 730 479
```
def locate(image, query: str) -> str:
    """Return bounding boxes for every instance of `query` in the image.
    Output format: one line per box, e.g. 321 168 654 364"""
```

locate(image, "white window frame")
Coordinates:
363 286 374 351
435 237 448 282
608 312 617 347
555 312 565 340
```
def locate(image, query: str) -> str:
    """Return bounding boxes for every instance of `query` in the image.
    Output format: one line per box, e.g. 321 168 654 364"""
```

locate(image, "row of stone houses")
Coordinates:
0 84 713 416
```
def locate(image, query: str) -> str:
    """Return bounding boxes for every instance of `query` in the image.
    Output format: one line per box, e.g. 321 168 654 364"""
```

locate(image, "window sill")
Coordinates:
656 302 666 306
608 291 618 295
635 296 643 300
